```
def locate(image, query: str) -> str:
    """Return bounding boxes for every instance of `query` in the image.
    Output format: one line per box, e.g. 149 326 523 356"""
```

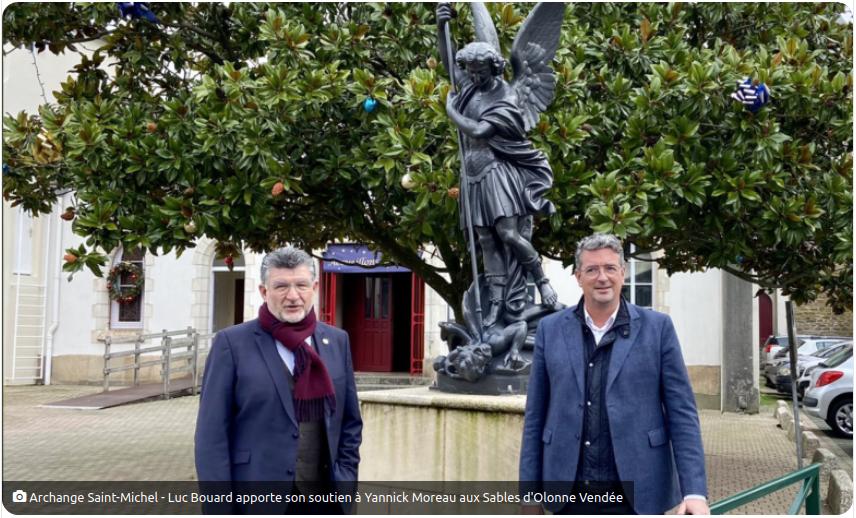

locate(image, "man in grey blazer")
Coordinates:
195 246 362 514
520 233 708 514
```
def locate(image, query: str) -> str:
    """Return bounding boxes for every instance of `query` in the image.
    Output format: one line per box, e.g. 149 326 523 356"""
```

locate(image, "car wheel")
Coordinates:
826 396 853 438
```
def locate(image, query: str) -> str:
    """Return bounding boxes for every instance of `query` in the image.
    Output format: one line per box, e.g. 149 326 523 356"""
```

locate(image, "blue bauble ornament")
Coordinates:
749 83 770 113
2 164 9 175
362 97 378 113
117 2 158 23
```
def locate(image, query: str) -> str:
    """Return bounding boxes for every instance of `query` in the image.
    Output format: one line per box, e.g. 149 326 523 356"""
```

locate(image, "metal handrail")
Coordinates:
102 327 212 399
710 463 821 515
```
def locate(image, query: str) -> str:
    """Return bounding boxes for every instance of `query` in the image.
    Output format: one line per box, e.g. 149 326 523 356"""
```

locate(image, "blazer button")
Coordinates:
287 469 294 476
575 433 580 439
292 432 299 439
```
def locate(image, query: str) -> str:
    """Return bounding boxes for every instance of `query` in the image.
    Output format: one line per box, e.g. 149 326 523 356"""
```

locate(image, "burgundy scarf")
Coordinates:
258 303 336 422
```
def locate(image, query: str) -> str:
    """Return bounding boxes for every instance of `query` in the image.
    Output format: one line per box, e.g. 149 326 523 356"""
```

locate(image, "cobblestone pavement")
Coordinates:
2 386 832 514
3 386 197 482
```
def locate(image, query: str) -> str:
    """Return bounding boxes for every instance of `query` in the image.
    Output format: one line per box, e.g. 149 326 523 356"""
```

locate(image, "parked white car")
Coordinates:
764 337 849 389
770 337 849 362
762 335 822 365
803 348 853 437
796 342 852 398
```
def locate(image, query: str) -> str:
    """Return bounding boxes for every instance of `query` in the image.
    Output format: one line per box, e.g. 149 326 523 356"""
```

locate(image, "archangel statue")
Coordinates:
433 2 566 393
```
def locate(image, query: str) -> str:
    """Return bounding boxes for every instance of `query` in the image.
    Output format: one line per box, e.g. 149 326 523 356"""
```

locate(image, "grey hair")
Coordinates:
574 233 625 270
260 246 316 284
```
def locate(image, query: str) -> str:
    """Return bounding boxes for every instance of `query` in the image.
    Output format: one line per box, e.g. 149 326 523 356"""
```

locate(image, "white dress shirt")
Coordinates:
275 336 312 374
583 305 619 345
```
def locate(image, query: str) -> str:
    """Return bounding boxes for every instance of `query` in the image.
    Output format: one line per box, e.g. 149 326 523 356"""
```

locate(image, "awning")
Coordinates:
321 244 411 273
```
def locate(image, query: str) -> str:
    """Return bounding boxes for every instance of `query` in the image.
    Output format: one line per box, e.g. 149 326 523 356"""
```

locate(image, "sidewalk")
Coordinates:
1 385 821 513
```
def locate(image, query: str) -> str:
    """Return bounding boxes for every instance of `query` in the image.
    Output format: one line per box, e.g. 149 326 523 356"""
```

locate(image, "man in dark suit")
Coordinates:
519 233 708 514
195 246 362 514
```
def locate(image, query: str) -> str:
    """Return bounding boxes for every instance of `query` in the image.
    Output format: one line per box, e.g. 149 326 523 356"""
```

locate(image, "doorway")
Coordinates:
211 256 246 333
338 273 414 373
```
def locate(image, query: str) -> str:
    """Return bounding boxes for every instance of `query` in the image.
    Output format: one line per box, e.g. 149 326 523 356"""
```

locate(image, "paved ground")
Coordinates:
1 385 843 514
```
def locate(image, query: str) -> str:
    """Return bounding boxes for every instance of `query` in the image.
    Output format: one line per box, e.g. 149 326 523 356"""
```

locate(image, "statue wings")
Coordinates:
470 3 566 132
458 3 564 130
509 3 566 131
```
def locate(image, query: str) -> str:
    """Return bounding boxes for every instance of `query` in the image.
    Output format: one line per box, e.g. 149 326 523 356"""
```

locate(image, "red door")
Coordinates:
410 273 425 375
319 271 339 325
348 276 393 372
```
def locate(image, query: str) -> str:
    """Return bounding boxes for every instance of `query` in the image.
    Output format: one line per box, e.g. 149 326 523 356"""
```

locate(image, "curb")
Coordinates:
774 401 853 513
828 469 853 514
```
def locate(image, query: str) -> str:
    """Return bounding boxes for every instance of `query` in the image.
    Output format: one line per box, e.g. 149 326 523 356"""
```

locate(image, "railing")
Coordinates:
710 463 821 515
102 327 214 399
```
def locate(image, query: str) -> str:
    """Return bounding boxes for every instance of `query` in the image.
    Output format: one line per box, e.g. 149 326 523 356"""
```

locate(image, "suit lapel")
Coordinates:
312 324 337 428
254 326 298 428
562 309 585 395
312 325 336 376
606 303 640 394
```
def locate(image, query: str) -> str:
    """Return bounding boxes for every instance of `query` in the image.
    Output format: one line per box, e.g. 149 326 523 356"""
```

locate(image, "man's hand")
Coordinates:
676 499 710 515
520 504 543 515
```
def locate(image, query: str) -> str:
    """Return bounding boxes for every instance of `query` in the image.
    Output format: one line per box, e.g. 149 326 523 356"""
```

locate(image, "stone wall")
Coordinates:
795 296 853 337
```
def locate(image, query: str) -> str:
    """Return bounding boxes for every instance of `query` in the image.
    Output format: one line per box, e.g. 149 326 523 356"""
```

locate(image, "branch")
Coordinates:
43 29 115 48
356 216 455 302
156 22 226 65
720 263 769 287
161 21 219 43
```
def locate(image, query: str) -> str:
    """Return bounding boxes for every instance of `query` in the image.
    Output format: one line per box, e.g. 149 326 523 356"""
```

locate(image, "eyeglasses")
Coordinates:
580 264 623 279
271 282 313 294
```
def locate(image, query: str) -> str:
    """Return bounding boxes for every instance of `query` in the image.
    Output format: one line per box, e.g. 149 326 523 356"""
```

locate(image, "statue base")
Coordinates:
432 273 564 395
432 371 528 395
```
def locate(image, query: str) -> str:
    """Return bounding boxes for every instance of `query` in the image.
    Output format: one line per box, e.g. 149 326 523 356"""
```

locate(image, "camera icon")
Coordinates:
12 490 27 503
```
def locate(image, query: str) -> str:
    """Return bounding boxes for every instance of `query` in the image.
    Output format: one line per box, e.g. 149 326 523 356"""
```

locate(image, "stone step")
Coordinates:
354 373 432 387
356 384 410 392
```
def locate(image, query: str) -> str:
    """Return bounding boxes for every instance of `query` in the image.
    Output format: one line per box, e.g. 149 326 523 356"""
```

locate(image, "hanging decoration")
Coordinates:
731 77 771 113
362 97 378 113
107 262 144 304
117 2 159 23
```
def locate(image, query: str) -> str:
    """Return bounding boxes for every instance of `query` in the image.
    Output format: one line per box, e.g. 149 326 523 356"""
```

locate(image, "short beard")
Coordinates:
279 308 307 324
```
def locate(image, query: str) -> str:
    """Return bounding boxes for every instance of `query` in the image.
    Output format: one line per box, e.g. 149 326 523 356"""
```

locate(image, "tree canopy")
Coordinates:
3 2 852 316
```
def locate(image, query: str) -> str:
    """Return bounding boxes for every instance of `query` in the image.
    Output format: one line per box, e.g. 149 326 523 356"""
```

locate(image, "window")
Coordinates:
364 276 390 319
622 244 654 308
110 246 145 329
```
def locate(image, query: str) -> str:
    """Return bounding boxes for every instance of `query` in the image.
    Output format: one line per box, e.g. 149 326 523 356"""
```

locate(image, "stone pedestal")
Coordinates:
358 386 525 481
356 387 527 513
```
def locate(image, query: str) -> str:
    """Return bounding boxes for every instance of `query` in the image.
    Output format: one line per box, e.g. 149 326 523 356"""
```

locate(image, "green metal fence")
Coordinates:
710 463 822 515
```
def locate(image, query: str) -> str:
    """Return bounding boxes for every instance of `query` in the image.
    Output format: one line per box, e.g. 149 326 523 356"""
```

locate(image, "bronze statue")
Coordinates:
434 2 566 392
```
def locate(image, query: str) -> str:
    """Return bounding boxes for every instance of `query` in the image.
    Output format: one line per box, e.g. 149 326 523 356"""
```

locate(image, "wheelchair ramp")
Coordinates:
41 378 196 410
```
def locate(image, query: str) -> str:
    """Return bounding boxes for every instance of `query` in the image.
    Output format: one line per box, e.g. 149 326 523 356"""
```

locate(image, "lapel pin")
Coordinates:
322 337 330 345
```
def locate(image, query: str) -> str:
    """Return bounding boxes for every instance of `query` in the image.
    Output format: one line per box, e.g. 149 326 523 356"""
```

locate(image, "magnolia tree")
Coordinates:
3 3 852 318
